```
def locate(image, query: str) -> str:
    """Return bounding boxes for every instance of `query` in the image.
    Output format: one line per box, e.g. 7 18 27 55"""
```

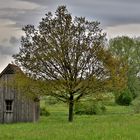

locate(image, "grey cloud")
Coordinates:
0 8 25 17
65 0 140 26
0 45 18 55
0 7 44 28
0 36 20 55
19 0 140 5
9 36 19 45
1 0 140 29
1 38 8 43
19 0 140 27
19 0 59 6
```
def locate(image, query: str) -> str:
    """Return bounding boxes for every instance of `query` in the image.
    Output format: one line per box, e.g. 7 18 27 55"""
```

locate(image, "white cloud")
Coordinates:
0 19 23 41
104 24 140 38
0 19 16 27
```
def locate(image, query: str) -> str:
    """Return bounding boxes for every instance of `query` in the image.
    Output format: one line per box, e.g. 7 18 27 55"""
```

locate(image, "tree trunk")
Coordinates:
68 95 74 122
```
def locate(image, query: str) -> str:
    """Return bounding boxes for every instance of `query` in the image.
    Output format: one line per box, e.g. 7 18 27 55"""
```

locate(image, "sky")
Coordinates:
0 0 140 71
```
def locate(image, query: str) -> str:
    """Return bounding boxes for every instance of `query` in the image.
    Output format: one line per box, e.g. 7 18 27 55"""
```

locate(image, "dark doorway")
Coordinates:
4 100 13 123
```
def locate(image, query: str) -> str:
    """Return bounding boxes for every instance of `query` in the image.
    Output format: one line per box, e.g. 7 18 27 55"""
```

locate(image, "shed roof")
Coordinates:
0 64 22 77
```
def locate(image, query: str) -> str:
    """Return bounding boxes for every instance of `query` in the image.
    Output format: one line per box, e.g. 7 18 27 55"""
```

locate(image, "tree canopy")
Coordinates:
13 6 127 122
109 36 140 100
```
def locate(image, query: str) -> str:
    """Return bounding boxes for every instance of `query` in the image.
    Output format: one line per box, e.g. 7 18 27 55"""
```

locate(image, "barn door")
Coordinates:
4 100 13 123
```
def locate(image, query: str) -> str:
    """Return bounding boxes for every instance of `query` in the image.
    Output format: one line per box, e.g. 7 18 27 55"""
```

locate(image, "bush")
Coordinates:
40 107 50 116
115 89 133 106
74 101 106 115
45 96 59 105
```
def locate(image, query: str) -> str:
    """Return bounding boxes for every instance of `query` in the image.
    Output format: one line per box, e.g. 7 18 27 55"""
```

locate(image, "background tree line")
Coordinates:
109 36 140 105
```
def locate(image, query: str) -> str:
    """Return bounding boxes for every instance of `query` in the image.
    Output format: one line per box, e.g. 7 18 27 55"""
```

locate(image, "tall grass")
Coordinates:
0 103 140 140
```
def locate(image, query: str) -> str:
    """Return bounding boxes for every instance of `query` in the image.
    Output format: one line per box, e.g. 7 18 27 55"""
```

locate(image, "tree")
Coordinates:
109 36 140 101
13 6 126 122
12 73 46 100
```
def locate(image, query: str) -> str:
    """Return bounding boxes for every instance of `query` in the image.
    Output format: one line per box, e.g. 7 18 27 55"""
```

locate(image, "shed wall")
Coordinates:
0 74 40 123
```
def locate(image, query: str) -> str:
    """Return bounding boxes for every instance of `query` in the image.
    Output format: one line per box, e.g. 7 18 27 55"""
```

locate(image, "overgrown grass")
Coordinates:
0 103 140 140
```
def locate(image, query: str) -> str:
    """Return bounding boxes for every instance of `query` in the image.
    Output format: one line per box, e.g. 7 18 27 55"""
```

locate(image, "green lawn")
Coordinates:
0 103 140 140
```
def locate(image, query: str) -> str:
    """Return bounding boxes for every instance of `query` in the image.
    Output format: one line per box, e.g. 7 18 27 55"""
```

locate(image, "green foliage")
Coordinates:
115 89 133 106
128 76 140 98
45 96 59 105
75 101 106 115
40 106 50 116
101 94 116 106
13 73 48 100
109 36 140 99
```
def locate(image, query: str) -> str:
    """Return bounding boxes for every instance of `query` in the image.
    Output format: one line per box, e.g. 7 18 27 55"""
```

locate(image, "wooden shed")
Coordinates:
0 64 40 123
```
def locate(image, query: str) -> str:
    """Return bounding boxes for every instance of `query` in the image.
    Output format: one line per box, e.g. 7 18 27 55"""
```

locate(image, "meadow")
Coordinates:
0 101 140 140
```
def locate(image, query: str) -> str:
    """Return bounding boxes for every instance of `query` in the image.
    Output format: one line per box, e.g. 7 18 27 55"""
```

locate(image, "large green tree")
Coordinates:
109 36 140 100
13 6 126 122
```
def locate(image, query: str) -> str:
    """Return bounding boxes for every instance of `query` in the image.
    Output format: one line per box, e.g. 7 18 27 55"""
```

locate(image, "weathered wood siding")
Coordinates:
0 81 4 123
0 73 40 123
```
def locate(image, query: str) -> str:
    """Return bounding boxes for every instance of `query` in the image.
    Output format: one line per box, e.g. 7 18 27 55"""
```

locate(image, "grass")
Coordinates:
0 103 140 140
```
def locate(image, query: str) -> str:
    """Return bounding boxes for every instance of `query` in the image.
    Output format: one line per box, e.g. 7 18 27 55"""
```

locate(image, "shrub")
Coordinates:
115 89 133 106
74 101 106 115
45 96 59 105
40 107 50 116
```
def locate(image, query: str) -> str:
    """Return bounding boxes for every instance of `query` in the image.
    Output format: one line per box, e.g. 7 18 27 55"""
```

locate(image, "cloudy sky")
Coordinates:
0 0 140 71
